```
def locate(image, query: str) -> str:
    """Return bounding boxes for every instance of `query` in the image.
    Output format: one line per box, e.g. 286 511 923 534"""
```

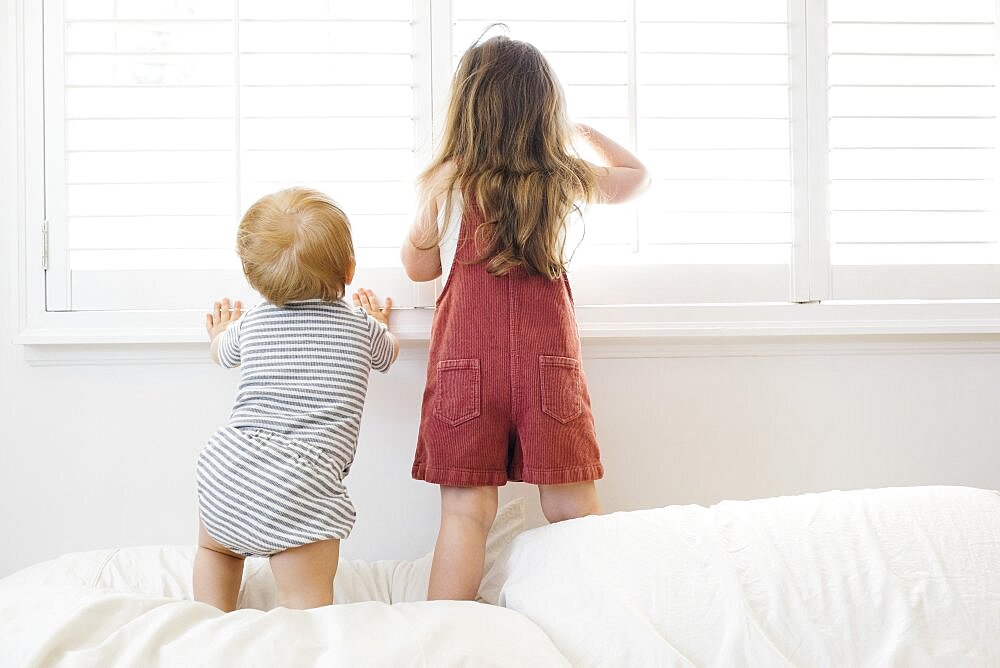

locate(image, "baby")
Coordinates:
194 187 398 611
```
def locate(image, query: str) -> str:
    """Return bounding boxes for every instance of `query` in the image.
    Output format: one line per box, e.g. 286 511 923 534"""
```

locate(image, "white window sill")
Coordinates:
14 300 1000 346
14 301 1000 365
15 300 1000 344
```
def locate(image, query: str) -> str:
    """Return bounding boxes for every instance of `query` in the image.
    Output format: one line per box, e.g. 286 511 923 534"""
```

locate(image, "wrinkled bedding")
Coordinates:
0 499 550 667
497 486 1000 666
3 486 999 667
0 586 568 667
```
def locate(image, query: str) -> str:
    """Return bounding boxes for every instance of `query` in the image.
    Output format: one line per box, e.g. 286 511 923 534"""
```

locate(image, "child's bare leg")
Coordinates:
428 485 498 601
539 481 601 523
269 539 340 609
193 520 245 612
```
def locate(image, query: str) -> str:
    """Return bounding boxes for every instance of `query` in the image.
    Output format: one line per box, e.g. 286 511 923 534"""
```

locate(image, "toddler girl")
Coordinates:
195 187 398 610
401 36 649 600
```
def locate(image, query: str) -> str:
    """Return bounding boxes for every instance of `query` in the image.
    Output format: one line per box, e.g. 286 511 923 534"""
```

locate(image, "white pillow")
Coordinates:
496 486 1000 666
0 498 525 608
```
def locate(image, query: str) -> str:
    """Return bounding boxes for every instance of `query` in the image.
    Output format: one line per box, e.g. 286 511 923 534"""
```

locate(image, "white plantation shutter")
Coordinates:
632 0 791 303
33 0 1000 324
46 0 419 311
451 0 792 304
635 0 791 262
827 0 1000 299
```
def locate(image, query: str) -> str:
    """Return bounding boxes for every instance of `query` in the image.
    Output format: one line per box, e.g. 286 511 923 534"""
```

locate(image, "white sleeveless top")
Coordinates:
437 191 463 284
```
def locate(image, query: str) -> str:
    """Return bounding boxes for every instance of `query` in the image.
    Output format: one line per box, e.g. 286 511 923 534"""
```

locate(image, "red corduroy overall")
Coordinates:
412 198 604 487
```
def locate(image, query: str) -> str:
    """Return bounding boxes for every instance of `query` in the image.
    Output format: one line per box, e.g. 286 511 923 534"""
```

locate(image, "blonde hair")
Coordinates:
237 187 354 306
419 35 597 279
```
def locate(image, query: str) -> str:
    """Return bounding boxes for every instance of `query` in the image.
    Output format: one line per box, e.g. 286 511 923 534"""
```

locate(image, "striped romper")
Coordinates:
196 298 395 558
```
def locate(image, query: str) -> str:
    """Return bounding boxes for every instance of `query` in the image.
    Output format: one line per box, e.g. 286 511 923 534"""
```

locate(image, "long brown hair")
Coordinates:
419 35 597 279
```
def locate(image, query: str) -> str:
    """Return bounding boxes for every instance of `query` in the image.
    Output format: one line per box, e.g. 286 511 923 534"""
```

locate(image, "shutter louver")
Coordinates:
54 0 417 310
828 0 1000 299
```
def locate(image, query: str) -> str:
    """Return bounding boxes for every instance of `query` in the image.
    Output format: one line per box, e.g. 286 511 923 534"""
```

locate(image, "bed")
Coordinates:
2 486 998 666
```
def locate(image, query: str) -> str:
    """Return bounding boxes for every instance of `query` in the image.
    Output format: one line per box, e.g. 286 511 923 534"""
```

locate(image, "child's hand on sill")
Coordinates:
353 288 393 329
205 298 243 341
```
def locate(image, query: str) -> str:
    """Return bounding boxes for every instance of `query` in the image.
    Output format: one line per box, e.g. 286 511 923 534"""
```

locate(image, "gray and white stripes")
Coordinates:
197 427 356 556
197 298 394 557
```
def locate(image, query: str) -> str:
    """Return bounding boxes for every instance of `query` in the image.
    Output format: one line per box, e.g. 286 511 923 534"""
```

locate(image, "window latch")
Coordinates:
41 219 49 271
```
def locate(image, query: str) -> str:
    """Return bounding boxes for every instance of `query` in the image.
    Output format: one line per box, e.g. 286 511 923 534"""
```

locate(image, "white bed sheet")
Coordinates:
0 499 545 666
0 585 569 667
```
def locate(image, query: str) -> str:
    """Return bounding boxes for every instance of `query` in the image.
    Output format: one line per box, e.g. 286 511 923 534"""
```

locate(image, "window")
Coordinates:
11 0 1000 341
45 0 420 312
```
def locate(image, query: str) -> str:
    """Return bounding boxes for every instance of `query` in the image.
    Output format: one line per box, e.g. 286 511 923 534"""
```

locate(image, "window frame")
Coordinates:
9 0 1000 347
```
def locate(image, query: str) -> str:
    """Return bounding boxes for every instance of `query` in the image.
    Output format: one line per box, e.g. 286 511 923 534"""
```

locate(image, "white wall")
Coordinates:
3 314 1000 578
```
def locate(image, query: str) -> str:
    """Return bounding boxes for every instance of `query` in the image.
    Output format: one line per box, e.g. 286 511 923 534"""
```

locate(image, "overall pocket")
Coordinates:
539 355 583 424
434 358 482 427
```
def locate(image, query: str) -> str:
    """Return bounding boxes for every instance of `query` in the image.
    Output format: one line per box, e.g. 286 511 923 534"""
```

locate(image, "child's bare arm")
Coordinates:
576 123 651 204
206 298 243 365
401 198 443 282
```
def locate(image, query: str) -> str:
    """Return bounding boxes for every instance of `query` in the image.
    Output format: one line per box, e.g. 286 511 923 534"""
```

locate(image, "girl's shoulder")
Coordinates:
415 162 463 237
427 159 457 182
